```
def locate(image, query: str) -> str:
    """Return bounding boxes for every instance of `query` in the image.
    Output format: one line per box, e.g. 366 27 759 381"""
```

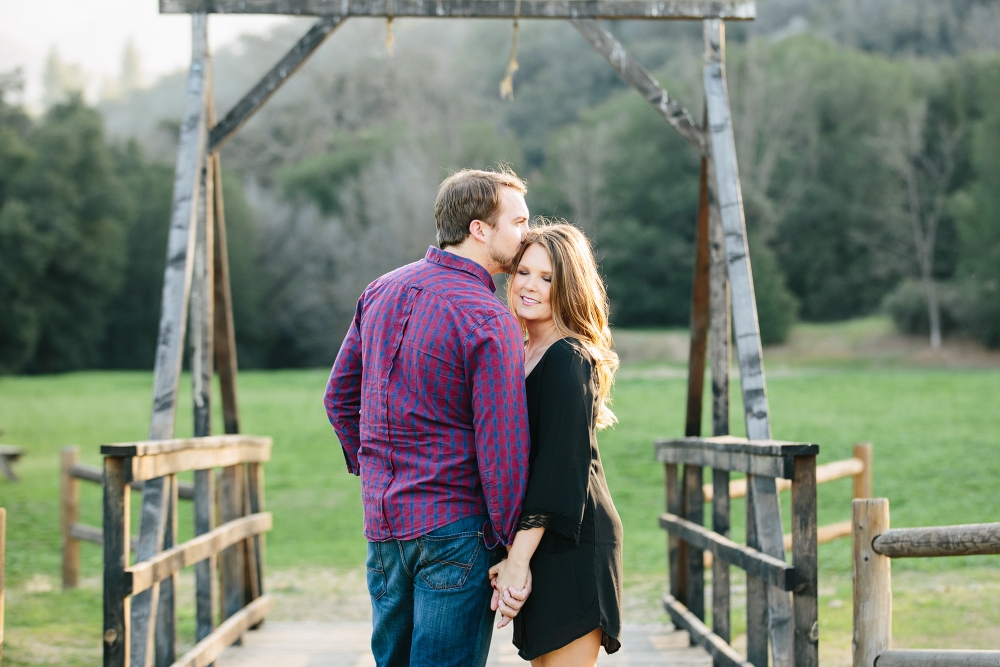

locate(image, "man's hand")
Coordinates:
489 558 532 628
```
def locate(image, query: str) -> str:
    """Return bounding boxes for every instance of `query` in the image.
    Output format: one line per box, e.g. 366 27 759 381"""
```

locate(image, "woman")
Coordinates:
490 223 624 666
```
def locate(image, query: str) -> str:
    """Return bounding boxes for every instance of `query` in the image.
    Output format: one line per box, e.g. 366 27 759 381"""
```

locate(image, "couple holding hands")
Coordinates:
325 167 622 667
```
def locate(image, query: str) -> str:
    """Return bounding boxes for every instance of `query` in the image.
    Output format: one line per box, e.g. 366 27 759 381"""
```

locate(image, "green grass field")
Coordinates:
2 339 999 664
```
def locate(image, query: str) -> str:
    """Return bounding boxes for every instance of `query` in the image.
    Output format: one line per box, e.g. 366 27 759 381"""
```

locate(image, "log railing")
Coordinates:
60 446 196 589
656 436 819 667
852 499 1000 667
101 435 272 667
700 442 872 557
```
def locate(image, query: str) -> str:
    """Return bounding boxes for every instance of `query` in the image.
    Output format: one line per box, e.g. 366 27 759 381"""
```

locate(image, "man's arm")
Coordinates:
468 311 531 548
324 302 364 475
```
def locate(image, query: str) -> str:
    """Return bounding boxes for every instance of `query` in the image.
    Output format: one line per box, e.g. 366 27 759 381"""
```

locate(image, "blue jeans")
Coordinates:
366 515 499 667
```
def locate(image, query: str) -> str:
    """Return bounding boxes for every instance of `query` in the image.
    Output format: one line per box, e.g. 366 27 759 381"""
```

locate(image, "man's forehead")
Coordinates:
500 186 529 217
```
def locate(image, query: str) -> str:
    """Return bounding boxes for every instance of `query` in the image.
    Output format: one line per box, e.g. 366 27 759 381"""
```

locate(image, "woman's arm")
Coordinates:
489 526 544 626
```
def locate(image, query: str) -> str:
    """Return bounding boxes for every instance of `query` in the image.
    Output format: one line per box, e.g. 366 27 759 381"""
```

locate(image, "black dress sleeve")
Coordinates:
518 342 595 546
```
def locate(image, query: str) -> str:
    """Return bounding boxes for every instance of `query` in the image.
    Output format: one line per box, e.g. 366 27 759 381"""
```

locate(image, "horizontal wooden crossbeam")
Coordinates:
69 523 139 552
68 462 195 499
872 522 1000 559
102 435 272 481
656 436 818 479
702 456 863 502
161 0 756 20
127 512 272 595
663 594 753 667
172 594 273 667
660 512 796 590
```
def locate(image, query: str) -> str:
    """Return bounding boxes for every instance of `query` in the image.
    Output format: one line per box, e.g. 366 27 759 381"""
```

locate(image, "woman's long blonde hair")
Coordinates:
508 222 619 429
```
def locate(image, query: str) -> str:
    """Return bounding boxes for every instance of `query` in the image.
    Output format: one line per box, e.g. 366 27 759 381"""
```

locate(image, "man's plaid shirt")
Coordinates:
325 246 531 548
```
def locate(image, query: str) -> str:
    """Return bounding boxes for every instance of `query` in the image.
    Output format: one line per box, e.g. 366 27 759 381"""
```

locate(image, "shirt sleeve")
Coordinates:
518 343 594 546
324 296 364 475
467 311 531 548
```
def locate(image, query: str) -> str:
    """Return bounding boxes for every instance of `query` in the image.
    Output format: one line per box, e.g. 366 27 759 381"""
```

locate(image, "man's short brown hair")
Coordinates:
434 167 527 248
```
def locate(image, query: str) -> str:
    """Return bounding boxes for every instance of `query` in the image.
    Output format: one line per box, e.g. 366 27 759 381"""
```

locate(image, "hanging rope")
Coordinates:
386 0 395 54
499 0 522 100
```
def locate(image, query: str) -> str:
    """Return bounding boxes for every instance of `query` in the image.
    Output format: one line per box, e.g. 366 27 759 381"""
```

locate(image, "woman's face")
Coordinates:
511 243 553 324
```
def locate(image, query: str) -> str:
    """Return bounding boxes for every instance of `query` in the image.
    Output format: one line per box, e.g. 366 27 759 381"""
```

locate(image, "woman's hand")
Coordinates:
489 557 532 627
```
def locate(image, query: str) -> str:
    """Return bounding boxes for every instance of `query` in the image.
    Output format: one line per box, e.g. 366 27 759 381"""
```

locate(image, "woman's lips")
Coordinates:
520 295 539 306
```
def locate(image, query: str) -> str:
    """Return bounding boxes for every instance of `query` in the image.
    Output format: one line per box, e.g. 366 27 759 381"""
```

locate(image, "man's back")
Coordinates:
325 247 530 548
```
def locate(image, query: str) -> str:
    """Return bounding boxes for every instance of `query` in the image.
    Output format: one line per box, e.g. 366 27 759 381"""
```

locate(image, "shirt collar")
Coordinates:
424 246 497 293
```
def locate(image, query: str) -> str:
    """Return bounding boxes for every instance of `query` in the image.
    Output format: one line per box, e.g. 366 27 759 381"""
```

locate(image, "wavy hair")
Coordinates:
508 222 619 429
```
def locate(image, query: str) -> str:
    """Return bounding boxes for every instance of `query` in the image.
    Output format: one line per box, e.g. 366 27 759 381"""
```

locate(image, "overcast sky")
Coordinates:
0 0 290 105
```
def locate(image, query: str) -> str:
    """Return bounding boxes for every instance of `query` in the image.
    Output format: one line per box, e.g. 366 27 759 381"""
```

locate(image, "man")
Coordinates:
325 167 532 667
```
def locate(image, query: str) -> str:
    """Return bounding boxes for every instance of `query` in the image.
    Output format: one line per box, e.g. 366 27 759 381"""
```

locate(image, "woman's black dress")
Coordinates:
512 337 624 660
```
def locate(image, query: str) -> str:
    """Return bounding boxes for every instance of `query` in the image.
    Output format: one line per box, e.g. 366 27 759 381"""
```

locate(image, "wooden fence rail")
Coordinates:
698 442 872 560
60 446 195 589
853 498 1000 667
656 436 819 667
100 435 272 667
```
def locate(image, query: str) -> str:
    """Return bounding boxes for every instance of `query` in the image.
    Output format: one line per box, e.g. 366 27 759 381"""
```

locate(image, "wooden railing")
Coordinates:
701 442 872 557
60 446 196 589
101 435 272 667
656 436 819 667
852 499 1000 667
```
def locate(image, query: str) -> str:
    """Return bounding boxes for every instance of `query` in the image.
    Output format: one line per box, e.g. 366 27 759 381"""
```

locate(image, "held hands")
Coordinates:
489 557 532 628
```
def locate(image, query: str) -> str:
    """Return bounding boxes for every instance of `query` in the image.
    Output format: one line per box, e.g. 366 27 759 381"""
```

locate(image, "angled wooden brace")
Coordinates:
132 14 210 667
701 18 809 667
570 19 707 157
209 15 345 153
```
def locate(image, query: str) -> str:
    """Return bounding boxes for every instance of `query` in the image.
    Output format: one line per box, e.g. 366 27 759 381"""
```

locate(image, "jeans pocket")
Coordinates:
417 531 483 591
367 542 388 601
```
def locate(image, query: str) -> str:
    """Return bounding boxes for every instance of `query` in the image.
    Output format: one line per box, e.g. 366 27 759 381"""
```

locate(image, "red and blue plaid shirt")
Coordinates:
325 247 531 548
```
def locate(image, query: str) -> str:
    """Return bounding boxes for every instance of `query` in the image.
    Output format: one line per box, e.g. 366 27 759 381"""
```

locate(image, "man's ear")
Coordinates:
468 219 490 244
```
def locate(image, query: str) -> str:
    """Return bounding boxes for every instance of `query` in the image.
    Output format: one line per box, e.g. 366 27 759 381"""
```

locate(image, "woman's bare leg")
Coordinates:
530 627 603 667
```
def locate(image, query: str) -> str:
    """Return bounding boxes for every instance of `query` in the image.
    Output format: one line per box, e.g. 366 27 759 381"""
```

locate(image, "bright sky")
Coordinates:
0 0 290 105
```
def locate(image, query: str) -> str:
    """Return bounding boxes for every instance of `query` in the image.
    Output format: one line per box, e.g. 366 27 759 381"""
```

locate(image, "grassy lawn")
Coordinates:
1 341 999 664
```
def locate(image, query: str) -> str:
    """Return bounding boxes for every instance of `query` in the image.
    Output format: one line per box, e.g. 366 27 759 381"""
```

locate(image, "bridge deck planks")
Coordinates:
215 621 712 666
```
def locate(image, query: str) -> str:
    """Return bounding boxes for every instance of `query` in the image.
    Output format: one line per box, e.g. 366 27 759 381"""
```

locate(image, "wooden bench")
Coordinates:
0 445 25 481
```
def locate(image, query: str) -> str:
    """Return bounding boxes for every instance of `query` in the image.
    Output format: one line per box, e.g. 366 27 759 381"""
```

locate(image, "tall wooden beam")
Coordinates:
212 154 241 435
571 19 705 156
209 15 344 153
161 0 756 20
682 157 711 437
702 18 792 667
134 14 210 666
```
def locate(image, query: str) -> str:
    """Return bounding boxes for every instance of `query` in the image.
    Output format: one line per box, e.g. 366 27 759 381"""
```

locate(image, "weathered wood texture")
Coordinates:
194 469 216 643
155 476 179 667
655 437 816 479
666 464 686 604
791 456 818 667
873 523 1000 558
683 466 705 620
702 456 865 501
192 138 215 442
663 595 754 667
125 440 272 482
67 461 195 498
711 468 730 644
131 475 171 667
102 435 271 458
103 457 131 667
161 0 757 20
876 651 1000 667
682 157 711 438
174 595 272 667
61 446 81 589
659 513 795 590
212 153 240 435
744 482 768 667
245 463 266 608
707 133 730 440
128 513 272 595
571 19 705 155
210 16 343 152
853 442 873 499
853 499 891 667
218 467 247 627
68 523 138 551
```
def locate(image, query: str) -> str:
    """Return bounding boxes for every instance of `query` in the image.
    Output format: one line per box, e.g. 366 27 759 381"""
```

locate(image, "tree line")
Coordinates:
3 0 1000 373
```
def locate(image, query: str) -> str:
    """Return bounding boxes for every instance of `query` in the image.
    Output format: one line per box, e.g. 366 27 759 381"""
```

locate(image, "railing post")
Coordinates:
684 465 705 622
711 468 730 648
853 443 872 500
666 463 685 605
61 446 80 590
853 498 891 667
745 482 768 667
194 468 216 644
103 456 130 667
792 455 818 667
245 462 266 613
218 465 246 628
